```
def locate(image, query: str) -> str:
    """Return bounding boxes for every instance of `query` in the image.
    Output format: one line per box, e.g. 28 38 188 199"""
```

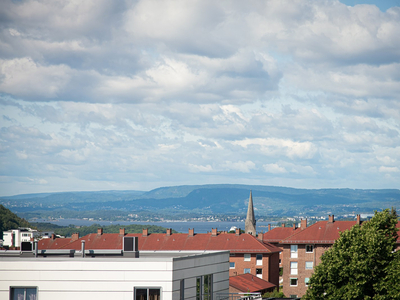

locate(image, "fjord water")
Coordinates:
36 219 278 233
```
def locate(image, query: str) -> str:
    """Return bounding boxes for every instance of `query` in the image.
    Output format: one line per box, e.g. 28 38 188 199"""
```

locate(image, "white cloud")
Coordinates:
188 164 213 173
0 0 400 195
221 161 256 173
379 166 400 173
232 138 317 160
263 163 287 174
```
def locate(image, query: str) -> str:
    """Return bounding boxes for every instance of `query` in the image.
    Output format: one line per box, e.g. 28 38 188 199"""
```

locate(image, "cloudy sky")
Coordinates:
1 0 400 196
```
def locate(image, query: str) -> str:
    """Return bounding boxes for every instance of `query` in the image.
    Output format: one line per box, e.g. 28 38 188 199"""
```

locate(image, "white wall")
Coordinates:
2 229 34 247
0 251 229 300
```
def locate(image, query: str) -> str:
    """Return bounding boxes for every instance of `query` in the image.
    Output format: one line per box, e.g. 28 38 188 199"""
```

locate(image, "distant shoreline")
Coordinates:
31 218 279 233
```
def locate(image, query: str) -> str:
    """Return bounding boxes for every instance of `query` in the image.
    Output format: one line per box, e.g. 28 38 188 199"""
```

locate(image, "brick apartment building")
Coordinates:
279 215 361 298
261 222 302 269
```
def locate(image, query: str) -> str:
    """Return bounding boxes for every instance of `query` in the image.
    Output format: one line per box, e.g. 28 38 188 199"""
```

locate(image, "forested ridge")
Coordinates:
0 204 31 239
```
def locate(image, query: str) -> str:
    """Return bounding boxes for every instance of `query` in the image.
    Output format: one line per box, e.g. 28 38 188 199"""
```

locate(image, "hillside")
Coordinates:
0 204 31 239
1 185 399 221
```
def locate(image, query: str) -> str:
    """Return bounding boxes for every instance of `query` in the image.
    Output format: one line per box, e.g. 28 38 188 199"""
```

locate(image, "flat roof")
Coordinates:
0 250 229 262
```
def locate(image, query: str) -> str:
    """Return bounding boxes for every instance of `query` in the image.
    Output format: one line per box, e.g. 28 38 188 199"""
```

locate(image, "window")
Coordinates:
244 254 251 261
10 287 37 300
256 268 262 278
290 278 298 286
135 288 160 300
196 277 202 300
203 274 213 300
180 280 184 300
290 245 298 258
230 262 235 269
305 261 313 269
244 268 251 274
290 262 298 275
197 275 213 300
306 244 314 253
290 295 298 298
305 278 310 286
256 254 262 265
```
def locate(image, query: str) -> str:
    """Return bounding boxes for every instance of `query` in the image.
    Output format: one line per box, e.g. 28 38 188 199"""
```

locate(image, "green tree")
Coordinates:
0 205 31 239
304 208 399 300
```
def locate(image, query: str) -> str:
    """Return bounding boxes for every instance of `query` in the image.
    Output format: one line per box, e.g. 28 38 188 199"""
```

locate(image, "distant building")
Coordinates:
245 191 256 236
2 228 37 248
0 242 229 300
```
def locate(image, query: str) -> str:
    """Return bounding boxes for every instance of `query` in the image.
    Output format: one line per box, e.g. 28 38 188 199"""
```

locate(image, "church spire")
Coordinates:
245 190 256 236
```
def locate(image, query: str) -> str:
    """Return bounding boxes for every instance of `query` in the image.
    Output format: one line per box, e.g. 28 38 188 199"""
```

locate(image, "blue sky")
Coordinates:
1 0 400 196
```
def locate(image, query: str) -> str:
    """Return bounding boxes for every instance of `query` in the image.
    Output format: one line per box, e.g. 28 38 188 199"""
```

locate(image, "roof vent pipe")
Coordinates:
34 241 38 257
81 240 85 258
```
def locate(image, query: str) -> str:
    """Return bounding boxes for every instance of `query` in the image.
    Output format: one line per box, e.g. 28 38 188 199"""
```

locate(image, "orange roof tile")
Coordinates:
262 227 299 243
281 220 356 244
40 231 281 253
37 237 74 250
229 273 276 292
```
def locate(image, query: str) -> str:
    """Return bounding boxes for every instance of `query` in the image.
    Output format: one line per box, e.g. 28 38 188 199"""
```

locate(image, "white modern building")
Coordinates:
0 248 229 300
2 228 37 248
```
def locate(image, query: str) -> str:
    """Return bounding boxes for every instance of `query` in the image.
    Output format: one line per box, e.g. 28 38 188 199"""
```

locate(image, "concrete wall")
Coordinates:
172 251 229 300
0 251 229 300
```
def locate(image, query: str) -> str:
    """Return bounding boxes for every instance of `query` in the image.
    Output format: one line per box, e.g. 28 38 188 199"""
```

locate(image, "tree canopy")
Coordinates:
0 205 31 239
304 208 400 300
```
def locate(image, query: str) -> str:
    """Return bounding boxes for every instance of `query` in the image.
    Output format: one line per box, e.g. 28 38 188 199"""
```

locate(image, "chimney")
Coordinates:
293 223 297 230
356 214 361 225
268 224 271 231
71 233 79 241
281 223 285 227
328 215 334 223
189 228 194 237
119 228 125 236
166 228 172 236
301 219 307 229
211 228 218 236
235 228 240 236
257 232 264 241
97 228 103 235
142 228 148 237
51 233 56 240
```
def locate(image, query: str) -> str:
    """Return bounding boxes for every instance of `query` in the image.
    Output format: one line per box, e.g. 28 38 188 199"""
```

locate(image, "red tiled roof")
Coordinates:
281 221 357 244
40 231 281 253
38 237 74 250
229 273 276 292
262 227 299 243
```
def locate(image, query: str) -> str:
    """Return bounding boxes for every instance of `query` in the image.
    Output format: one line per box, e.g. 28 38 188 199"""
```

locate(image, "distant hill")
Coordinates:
0 204 31 239
1 185 399 220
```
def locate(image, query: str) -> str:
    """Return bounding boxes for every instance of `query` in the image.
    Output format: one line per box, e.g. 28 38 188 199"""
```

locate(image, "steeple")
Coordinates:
245 190 256 236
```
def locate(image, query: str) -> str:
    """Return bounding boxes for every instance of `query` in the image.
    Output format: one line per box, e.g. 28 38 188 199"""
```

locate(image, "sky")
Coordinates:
1 0 400 196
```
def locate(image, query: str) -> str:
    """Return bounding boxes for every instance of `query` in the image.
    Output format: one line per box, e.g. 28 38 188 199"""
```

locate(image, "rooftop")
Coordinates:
39 228 281 253
229 273 276 292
